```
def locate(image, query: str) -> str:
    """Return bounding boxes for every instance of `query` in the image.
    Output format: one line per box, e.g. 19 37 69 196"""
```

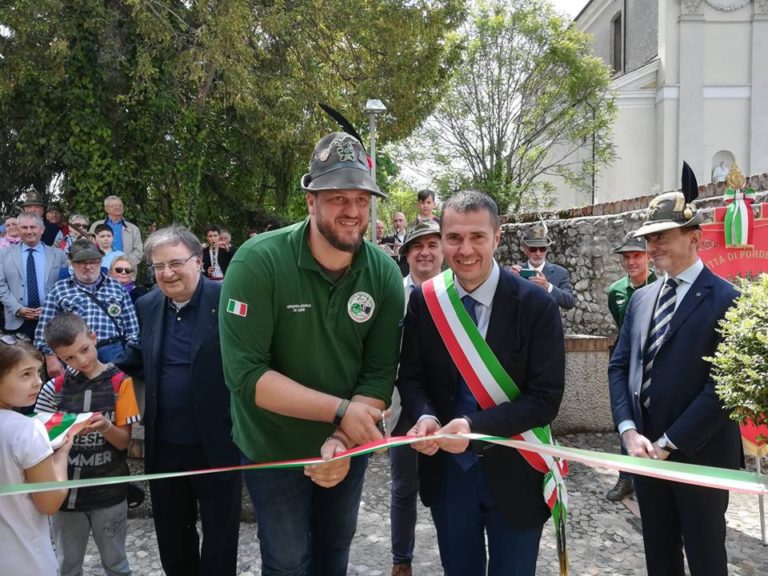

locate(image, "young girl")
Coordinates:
0 336 73 575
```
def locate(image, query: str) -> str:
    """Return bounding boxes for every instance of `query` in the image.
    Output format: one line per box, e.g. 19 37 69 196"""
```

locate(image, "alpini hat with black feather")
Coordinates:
634 161 703 238
301 132 385 199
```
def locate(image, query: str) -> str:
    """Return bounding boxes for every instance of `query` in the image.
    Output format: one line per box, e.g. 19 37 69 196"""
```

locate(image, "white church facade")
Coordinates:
552 0 768 208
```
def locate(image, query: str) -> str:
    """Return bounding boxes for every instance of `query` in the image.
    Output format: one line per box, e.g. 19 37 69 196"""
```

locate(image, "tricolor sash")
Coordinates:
422 269 569 574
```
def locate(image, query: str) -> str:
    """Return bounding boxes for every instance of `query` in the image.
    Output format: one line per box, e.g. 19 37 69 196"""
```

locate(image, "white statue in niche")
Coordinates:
712 161 729 184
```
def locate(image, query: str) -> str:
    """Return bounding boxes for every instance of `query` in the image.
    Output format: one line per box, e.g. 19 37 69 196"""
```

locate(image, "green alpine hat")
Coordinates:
614 232 647 253
399 220 441 256
522 225 552 248
21 190 46 208
633 191 702 238
68 239 104 262
301 132 385 199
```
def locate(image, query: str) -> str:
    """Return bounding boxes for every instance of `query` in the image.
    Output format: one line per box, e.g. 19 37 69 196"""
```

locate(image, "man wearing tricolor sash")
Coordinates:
397 190 566 576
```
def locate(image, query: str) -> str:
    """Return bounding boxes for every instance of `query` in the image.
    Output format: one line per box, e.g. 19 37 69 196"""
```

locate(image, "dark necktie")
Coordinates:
640 278 679 409
26 248 41 308
454 295 479 470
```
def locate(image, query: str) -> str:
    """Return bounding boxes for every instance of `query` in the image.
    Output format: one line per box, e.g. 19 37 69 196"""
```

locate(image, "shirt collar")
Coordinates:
108 217 126 227
72 273 106 292
405 274 417 291
167 275 204 311
454 260 500 309
23 242 44 254
527 260 545 273
668 258 703 286
296 217 368 275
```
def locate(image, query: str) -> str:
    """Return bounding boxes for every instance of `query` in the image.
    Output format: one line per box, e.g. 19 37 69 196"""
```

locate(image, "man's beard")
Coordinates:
316 217 364 253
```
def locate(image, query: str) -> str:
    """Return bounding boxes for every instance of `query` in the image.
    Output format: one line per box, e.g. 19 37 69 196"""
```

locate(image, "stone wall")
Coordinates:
553 336 614 433
497 176 768 337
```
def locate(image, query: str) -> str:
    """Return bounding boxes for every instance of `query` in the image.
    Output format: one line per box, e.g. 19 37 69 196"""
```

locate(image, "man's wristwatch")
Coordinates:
657 433 677 452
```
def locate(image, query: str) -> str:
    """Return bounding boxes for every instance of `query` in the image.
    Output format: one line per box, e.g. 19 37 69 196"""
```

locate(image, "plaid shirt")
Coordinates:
34 274 140 355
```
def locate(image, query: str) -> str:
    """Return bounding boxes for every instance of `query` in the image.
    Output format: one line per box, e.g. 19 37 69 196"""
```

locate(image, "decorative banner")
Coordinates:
2 433 766 498
700 211 768 281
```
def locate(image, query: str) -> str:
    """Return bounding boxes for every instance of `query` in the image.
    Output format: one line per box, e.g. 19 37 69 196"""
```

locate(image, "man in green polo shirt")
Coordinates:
605 232 656 502
220 131 404 575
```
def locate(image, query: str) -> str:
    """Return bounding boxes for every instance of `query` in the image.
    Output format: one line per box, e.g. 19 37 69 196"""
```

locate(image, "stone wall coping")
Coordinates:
502 172 768 223
565 335 613 352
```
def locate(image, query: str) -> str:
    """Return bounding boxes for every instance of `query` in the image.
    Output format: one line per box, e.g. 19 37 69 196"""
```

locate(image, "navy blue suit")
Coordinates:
120 277 241 576
398 268 565 575
609 265 740 575
519 261 575 310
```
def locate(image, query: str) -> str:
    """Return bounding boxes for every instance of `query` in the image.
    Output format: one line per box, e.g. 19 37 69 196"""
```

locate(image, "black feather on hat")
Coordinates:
319 104 366 150
681 161 699 203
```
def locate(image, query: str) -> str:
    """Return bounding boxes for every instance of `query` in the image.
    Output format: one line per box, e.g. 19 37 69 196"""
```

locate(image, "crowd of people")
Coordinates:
0 129 740 576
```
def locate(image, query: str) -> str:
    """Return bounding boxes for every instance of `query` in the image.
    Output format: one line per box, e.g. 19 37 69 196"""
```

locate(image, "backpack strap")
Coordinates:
110 370 126 394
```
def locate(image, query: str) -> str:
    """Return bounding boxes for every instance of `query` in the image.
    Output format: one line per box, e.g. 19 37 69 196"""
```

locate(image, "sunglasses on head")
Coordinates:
527 246 548 253
114 267 133 274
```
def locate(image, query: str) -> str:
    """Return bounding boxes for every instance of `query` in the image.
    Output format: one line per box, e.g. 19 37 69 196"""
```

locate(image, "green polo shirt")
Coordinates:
219 218 405 462
607 271 657 330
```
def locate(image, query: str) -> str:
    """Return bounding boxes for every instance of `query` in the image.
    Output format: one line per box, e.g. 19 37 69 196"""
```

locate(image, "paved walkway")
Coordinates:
83 433 768 575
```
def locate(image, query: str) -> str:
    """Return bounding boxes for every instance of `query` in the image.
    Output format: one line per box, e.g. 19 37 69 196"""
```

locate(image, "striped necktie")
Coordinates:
640 277 679 409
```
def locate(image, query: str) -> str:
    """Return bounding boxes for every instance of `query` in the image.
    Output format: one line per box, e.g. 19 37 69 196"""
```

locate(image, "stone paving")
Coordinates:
83 433 768 575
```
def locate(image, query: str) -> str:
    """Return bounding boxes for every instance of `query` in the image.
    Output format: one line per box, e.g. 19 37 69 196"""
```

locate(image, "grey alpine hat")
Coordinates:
522 225 552 247
399 220 441 256
633 191 702 238
300 132 385 198
614 232 647 253
68 239 103 262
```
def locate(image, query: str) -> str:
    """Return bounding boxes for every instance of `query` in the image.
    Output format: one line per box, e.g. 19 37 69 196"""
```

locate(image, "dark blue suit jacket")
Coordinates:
119 277 239 472
397 268 565 528
520 261 575 310
608 265 740 468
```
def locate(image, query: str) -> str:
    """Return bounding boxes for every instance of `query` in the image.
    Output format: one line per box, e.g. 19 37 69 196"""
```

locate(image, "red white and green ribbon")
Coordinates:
33 411 93 449
723 187 756 247
1 433 766 499
421 269 569 573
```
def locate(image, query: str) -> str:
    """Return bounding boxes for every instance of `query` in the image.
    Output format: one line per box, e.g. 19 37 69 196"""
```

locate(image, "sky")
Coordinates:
551 0 590 18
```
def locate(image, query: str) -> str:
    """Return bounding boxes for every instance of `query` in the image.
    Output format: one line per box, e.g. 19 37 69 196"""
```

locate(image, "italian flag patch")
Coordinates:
226 298 248 317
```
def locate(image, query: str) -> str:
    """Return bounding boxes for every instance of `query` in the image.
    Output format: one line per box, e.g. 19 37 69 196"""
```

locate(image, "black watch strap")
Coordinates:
333 399 350 427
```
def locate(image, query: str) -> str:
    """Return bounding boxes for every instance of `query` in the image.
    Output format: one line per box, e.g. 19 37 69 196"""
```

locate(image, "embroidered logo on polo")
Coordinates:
286 303 312 313
347 292 375 323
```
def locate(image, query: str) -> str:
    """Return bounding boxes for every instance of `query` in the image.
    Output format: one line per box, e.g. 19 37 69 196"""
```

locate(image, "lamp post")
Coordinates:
365 99 387 242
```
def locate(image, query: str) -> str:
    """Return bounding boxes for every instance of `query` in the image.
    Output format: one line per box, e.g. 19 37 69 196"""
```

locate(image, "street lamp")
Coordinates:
365 99 387 242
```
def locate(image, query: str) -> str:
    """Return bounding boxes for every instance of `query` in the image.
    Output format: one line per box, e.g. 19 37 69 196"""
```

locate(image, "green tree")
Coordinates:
403 0 615 212
0 0 465 236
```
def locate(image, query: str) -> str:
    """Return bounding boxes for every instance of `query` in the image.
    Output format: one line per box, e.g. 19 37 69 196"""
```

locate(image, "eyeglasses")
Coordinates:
151 253 196 273
114 267 133 274
527 246 548 253
73 259 101 267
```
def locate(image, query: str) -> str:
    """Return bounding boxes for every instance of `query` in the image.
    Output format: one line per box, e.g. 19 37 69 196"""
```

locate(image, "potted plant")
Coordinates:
707 274 768 457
